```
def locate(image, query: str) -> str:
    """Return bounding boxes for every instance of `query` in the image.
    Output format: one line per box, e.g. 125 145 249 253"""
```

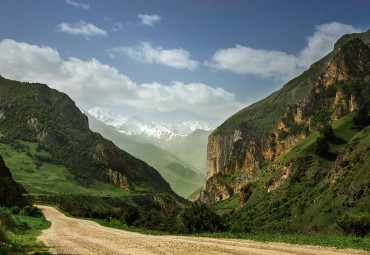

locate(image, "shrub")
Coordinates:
180 203 225 233
319 124 335 140
0 224 6 244
353 107 370 127
123 207 140 227
314 136 329 156
23 206 42 218
337 213 370 237
10 206 20 215
0 207 17 230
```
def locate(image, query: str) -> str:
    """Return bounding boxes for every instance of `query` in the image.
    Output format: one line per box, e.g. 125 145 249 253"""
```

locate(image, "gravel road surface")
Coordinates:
38 205 367 255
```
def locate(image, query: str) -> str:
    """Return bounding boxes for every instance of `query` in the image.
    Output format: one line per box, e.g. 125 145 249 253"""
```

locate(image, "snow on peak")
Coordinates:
88 107 127 129
88 107 213 142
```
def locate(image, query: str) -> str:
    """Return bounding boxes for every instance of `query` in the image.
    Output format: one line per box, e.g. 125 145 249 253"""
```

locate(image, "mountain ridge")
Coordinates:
0 75 186 211
201 31 370 204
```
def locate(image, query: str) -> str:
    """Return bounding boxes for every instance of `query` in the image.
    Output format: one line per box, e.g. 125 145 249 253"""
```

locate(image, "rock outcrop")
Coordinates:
201 35 370 206
107 169 134 191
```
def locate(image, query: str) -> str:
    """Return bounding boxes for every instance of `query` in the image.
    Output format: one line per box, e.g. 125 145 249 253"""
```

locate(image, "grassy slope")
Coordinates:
0 140 130 197
223 114 369 235
87 113 205 198
1 210 50 255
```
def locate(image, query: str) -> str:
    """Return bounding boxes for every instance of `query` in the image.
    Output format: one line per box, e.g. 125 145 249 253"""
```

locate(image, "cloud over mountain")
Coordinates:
0 39 243 119
109 42 198 71
205 22 362 81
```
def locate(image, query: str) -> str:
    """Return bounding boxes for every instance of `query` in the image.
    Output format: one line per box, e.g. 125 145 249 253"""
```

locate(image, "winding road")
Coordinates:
38 205 367 255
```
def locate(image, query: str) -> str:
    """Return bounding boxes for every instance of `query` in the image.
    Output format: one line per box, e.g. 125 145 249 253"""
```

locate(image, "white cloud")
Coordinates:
205 22 362 81
138 14 161 26
66 0 90 10
0 39 243 119
58 21 107 38
109 42 198 71
112 22 124 32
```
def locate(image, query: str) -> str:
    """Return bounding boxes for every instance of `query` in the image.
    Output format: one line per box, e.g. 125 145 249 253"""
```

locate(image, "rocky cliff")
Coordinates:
201 31 370 203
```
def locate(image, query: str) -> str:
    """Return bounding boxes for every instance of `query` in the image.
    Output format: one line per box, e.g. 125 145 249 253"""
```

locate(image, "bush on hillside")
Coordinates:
122 207 140 227
0 207 17 230
353 107 370 127
319 124 335 140
314 136 329 156
180 203 225 233
337 213 370 237
0 224 6 245
10 206 20 215
23 206 42 218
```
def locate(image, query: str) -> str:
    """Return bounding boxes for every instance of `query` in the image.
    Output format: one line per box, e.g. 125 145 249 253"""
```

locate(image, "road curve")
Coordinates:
38 205 367 255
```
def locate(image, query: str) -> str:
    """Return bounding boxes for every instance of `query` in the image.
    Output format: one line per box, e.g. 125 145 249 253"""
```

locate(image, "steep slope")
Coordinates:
225 114 369 235
0 76 184 212
201 31 370 203
0 155 29 207
87 112 205 198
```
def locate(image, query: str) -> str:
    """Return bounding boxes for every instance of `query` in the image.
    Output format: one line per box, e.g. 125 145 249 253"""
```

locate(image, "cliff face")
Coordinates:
201 35 370 203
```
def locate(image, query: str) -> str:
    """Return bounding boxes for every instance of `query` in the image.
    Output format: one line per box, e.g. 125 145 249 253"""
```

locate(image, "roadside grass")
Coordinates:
1 212 50 255
83 216 370 251
194 232 370 251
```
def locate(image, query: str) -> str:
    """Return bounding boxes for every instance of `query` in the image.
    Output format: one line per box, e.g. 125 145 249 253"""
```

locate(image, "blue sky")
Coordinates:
0 0 369 126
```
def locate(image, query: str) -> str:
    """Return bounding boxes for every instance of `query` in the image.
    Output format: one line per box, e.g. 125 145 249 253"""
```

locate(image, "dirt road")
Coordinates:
38 205 367 255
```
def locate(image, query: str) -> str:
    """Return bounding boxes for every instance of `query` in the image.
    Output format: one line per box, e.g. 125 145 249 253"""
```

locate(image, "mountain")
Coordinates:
162 129 212 174
88 107 212 143
199 31 370 234
86 111 205 198
0 76 186 213
88 107 212 196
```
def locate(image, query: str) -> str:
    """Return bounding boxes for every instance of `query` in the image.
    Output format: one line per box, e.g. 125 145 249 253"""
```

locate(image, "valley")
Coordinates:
0 2 369 254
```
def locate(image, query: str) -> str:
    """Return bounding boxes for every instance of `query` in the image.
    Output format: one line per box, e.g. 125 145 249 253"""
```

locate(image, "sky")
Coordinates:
0 0 369 127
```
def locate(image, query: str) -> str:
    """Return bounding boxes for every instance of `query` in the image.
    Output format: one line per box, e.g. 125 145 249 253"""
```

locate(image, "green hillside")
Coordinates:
212 30 370 140
87 113 205 198
224 113 369 235
0 75 186 212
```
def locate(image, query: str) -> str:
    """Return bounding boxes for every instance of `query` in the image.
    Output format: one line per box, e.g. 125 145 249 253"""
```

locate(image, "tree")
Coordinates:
353 107 370 127
319 124 335 140
123 207 140 227
180 203 225 233
314 136 329 156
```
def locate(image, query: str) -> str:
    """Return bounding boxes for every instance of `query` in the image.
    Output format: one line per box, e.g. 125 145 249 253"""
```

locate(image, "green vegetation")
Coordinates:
87 113 206 198
0 75 187 217
0 206 50 254
180 203 225 233
223 114 369 239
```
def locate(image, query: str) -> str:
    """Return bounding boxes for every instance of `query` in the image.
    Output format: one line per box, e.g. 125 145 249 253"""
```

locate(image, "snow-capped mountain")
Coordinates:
88 107 213 143
167 120 212 135
88 107 127 129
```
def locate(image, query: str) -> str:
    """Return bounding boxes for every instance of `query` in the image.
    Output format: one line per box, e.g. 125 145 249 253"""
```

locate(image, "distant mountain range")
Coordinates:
86 107 211 198
88 107 213 144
